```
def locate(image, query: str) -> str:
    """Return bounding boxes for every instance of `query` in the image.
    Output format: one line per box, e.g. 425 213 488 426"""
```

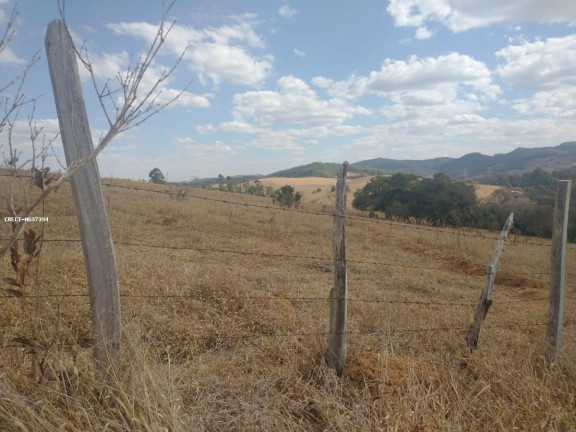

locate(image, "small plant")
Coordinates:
3 228 42 297
165 185 188 201
368 210 378 219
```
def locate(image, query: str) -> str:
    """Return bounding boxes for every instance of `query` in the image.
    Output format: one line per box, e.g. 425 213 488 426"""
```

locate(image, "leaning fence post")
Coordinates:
328 161 349 376
45 20 121 377
547 180 571 359
466 212 514 350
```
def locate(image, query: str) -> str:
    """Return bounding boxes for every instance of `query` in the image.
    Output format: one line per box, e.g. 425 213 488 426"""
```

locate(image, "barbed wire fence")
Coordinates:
1 171 574 368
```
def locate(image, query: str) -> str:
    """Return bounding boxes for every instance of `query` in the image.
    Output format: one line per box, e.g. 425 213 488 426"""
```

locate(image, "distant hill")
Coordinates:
355 142 576 179
352 157 451 177
269 162 387 178
179 142 576 185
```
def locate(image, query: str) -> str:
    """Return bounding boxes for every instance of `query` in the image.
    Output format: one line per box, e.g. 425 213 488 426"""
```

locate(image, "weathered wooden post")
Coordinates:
466 212 514 350
45 20 121 377
547 180 571 359
328 161 349 376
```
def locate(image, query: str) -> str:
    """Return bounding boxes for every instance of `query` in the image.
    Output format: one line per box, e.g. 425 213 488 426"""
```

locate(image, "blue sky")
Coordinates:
1 0 576 181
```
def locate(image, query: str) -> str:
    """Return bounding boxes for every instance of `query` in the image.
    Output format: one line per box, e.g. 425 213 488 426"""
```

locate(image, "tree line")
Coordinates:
353 169 576 241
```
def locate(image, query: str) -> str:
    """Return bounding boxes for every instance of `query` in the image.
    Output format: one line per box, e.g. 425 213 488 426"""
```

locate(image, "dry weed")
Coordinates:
0 177 575 431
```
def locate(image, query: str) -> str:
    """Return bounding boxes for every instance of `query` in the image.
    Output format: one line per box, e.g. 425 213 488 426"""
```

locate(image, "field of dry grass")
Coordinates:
1 175 575 431
251 176 374 210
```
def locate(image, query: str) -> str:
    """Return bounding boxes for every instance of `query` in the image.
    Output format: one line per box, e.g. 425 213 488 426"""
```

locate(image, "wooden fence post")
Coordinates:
328 161 349 376
466 212 514 350
547 180 571 359
45 20 121 377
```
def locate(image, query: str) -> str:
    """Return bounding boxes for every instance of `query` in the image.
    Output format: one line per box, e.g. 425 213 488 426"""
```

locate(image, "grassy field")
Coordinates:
258 176 374 209
0 175 575 431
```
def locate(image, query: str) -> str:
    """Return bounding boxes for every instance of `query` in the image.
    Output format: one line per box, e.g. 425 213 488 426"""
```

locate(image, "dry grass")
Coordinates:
254 176 374 209
1 175 575 431
474 184 503 202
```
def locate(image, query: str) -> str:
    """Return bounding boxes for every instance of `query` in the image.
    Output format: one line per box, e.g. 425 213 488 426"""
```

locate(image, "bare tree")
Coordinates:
0 0 188 255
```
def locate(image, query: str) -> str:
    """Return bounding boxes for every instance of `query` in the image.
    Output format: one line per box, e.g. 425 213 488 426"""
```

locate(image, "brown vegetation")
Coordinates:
0 175 575 431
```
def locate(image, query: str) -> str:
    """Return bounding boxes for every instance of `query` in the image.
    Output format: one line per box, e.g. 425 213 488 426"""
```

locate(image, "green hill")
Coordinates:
269 162 386 178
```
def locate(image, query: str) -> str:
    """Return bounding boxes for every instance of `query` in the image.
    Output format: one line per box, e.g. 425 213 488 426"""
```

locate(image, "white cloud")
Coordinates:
311 75 364 99
387 0 576 35
196 124 215 134
496 34 576 91
77 51 210 109
293 48 306 57
364 53 499 97
313 53 499 109
511 89 576 118
348 116 576 162
107 14 273 87
415 26 434 40
496 35 576 118
279 5 299 19
0 118 62 152
186 42 272 87
219 121 260 134
218 122 366 153
0 47 26 65
232 75 371 127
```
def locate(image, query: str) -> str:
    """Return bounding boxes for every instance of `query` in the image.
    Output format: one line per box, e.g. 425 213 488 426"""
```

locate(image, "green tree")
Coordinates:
148 168 166 184
273 185 302 208
353 173 479 226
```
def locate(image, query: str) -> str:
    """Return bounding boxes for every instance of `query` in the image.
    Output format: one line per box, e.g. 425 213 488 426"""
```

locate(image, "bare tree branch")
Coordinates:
1 0 188 255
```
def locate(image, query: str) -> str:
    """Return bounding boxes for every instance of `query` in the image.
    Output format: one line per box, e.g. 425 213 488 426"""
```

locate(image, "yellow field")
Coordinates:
474 184 503 202
0 175 575 431
260 176 503 207
258 176 374 208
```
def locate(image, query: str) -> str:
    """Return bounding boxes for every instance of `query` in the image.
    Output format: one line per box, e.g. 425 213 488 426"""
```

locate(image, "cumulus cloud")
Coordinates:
364 53 499 97
311 75 364 99
496 34 576 91
232 75 371 127
496 34 576 118
387 0 576 36
313 53 499 110
107 14 273 87
512 89 576 119
415 26 434 40
279 5 299 19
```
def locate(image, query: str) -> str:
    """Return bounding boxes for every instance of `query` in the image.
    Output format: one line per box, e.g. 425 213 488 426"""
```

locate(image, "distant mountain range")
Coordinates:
353 142 576 179
180 142 576 185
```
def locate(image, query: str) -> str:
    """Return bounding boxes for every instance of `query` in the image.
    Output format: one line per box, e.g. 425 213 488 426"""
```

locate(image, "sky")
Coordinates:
1 0 576 182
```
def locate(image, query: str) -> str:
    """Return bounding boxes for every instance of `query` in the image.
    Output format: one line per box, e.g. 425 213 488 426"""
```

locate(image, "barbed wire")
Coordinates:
0 291 557 309
97 181 567 248
3 321 570 349
2 172 572 249
2 236 555 277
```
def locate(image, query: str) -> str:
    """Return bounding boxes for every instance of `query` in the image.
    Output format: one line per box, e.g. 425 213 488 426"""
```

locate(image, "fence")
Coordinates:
1 20 573 378
2 168 574 375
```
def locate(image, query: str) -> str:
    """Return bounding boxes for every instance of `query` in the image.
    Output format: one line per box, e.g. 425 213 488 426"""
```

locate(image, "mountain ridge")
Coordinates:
353 141 576 179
